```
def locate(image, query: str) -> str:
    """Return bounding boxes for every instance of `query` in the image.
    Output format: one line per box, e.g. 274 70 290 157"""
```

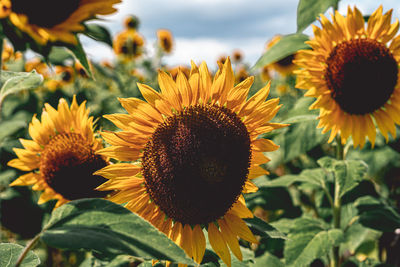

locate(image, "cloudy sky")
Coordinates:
82 0 400 68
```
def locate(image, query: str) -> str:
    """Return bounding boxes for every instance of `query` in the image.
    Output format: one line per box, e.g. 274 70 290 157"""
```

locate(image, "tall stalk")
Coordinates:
331 136 344 267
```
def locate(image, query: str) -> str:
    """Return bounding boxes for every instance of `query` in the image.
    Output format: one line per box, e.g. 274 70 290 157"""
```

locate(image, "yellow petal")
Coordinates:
243 180 258 193
176 70 192 107
192 224 206 264
188 60 200 105
19 138 42 152
137 83 173 116
224 213 258 243
158 71 182 111
10 172 40 186
252 138 279 152
118 97 163 123
181 224 193 257
199 62 212 102
8 158 37 171
96 146 141 161
248 165 269 179
218 218 243 261
208 223 231 267
229 196 254 218
238 82 270 117
94 163 141 179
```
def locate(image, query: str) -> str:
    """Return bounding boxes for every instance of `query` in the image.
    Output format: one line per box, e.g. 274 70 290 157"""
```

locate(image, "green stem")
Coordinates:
331 182 341 267
0 95 4 121
0 37 3 121
331 136 344 267
15 233 41 267
335 136 344 160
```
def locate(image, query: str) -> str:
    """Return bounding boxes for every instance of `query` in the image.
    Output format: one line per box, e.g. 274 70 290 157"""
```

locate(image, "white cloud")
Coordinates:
82 0 400 69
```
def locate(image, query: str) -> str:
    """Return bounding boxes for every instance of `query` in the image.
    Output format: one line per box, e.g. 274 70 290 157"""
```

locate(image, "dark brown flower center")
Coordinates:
40 133 109 200
61 71 72 82
325 38 398 115
277 54 295 67
11 0 80 28
125 16 139 29
141 104 251 225
121 39 139 56
161 37 172 52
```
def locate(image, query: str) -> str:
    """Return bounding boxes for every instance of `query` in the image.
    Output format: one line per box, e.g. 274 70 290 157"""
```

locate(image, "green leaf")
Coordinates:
355 196 400 232
288 229 343 267
252 34 310 70
297 0 339 32
0 70 43 101
0 243 40 267
218 246 254 267
80 254 138 267
47 47 74 65
67 39 93 79
244 217 287 239
282 114 318 124
283 120 328 162
263 168 326 188
84 24 113 47
251 252 284 267
284 218 344 267
318 157 368 197
0 119 26 142
317 156 336 171
41 199 194 265
333 160 368 197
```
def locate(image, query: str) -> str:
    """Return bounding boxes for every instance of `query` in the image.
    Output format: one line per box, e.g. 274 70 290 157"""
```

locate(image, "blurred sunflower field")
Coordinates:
1 0 400 266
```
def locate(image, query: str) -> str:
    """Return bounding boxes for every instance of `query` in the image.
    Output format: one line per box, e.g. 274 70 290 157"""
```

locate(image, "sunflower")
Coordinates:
113 29 145 59
6 0 120 45
295 6 400 148
232 49 243 62
261 65 271 82
75 61 89 78
0 0 11 18
95 58 286 266
55 65 75 84
123 15 140 30
8 96 110 208
266 35 298 76
157 29 173 54
1 39 22 67
235 67 249 84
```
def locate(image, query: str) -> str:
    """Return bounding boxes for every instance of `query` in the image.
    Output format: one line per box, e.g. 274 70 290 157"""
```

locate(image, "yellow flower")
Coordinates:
8 97 110 208
295 6 400 148
55 65 75 84
123 15 139 30
0 0 11 18
266 35 298 76
232 49 243 62
7 0 120 45
261 65 271 82
157 29 173 53
2 39 22 63
217 54 227 65
95 58 287 266
74 61 89 78
235 67 249 84
113 29 145 59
